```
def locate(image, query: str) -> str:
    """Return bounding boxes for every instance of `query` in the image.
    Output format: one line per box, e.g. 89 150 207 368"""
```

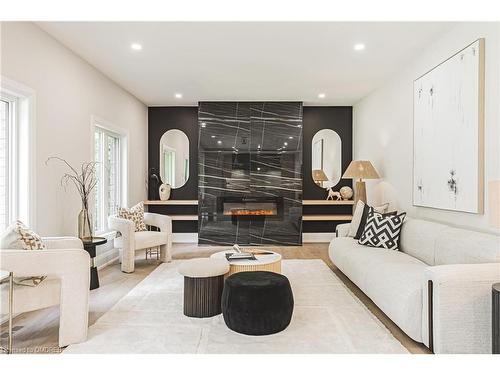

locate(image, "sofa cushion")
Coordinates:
434 227 500 265
329 237 426 342
399 218 450 265
114 231 168 250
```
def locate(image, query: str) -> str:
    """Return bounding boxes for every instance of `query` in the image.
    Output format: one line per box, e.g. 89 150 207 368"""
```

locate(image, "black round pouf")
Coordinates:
222 271 294 336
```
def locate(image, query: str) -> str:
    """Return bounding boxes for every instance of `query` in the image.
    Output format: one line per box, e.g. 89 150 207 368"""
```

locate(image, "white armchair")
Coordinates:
0 237 90 347
108 212 172 273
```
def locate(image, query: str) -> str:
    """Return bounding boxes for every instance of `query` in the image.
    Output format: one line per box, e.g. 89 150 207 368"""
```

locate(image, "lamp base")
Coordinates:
354 180 367 205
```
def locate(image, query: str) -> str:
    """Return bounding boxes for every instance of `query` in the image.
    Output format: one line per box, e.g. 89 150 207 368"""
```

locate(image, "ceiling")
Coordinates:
38 22 455 106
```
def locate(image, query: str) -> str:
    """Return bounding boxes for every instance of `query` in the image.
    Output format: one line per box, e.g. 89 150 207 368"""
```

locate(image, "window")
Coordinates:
94 125 125 233
0 79 34 231
0 99 11 231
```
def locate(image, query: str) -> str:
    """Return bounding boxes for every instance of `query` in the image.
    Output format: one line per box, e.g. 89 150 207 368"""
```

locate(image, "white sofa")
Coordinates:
0 237 90 347
330 218 500 354
108 212 172 273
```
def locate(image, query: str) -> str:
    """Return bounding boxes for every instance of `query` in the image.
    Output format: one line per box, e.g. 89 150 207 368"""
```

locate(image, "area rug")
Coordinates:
64 259 408 353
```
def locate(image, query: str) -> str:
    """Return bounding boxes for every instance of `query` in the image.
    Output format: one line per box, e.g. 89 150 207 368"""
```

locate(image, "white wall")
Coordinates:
353 22 500 234
0 22 148 238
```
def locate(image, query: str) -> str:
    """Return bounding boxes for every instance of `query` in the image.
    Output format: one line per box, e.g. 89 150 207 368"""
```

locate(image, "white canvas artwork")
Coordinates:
413 39 484 213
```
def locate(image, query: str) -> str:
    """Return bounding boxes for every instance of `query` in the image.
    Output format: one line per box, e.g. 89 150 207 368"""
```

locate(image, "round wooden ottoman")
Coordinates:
222 271 294 335
178 258 229 318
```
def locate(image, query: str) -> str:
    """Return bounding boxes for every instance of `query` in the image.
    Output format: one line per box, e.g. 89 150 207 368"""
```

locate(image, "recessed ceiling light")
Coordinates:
284 142 288 146
288 136 294 139
211 135 216 138
354 43 365 51
130 43 142 51
201 122 206 127
217 140 222 144
257 167 261 171
174 93 183 99
318 93 326 99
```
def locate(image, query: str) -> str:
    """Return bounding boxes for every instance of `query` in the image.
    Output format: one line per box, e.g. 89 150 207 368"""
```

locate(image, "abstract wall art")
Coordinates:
413 39 485 213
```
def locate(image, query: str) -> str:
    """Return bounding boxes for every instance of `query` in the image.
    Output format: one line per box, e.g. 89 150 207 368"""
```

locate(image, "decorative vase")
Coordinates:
159 183 171 201
340 186 354 200
78 208 93 240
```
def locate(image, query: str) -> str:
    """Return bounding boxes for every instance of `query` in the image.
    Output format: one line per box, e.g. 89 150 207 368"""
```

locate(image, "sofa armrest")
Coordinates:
43 236 83 250
144 212 172 234
108 215 135 240
422 263 500 353
0 248 90 278
335 223 351 238
0 248 90 347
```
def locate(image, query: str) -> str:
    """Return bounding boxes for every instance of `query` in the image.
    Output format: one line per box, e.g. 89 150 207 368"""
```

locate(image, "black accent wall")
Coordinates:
148 107 199 233
302 107 353 233
148 105 352 235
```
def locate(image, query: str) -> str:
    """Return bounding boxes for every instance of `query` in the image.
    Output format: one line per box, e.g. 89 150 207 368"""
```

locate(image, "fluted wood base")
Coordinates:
183 275 225 318
226 261 281 276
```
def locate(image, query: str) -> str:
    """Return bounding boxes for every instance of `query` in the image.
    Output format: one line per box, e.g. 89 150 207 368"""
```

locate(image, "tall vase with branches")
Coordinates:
46 156 98 240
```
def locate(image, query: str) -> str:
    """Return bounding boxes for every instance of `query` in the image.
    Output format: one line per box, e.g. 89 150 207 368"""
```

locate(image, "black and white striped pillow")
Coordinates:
358 208 406 251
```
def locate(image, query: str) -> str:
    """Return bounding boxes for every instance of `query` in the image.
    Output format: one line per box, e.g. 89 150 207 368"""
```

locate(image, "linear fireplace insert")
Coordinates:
218 197 284 218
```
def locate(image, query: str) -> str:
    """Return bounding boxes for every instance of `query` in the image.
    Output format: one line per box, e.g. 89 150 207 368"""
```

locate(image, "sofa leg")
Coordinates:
428 280 434 353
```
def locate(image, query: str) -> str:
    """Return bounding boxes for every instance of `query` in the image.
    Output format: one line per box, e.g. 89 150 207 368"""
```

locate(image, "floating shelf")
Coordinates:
302 215 353 221
302 200 355 205
144 200 198 205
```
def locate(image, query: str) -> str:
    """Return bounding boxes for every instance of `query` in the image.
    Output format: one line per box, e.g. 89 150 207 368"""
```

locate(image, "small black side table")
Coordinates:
493 283 500 354
82 237 107 290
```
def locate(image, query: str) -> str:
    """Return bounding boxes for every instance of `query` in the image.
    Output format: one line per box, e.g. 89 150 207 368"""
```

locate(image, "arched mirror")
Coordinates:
159 129 189 189
311 129 342 188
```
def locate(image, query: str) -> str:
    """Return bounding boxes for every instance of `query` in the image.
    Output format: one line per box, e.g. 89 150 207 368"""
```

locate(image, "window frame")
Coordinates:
0 76 36 230
91 116 128 234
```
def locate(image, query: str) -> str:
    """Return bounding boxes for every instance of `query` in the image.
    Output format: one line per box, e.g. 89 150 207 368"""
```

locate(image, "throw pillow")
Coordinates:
117 202 147 232
358 208 406 251
354 204 396 240
348 201 389 237
0 220 47 287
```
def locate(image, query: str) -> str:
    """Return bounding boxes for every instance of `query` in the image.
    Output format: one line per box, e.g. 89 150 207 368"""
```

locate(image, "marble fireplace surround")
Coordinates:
198 102 303 246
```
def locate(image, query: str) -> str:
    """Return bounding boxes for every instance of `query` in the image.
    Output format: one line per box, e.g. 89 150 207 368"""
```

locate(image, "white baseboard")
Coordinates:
97 255 120 270
303 233 336 243
172 233 198 243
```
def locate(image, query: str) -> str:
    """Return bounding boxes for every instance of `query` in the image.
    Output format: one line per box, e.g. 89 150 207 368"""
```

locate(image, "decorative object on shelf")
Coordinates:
46 156 97 240
159 183 171 201
413 39 484 214
342 160 380 205
148 167 160 200
340 186 354 200
326 188 342 201
312 169 329 188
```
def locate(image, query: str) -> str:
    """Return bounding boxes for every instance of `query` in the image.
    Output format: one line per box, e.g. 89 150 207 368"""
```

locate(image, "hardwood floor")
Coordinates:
0 243 429 354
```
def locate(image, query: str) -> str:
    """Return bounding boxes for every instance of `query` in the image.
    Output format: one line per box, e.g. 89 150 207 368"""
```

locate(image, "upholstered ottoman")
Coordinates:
178 258 229 318
221 271 294 335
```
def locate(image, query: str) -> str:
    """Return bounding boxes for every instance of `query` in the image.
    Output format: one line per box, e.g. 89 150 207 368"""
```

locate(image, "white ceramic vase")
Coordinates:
159 183 171 201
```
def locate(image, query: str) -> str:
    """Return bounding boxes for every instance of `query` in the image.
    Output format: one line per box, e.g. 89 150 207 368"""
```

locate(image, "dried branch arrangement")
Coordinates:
46 156 99 236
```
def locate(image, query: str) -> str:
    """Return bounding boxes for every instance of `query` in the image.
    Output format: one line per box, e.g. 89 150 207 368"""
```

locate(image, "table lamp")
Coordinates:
312 169 329 188
342 160 380 204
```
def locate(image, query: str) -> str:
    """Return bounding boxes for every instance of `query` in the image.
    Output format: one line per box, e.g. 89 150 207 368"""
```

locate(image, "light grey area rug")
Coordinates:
65 259 408 353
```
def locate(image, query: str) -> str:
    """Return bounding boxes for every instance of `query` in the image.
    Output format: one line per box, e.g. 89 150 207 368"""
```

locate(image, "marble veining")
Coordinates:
198 102 303 246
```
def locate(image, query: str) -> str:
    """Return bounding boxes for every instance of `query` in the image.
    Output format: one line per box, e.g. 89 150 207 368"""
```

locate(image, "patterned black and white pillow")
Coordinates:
358 208 406 251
